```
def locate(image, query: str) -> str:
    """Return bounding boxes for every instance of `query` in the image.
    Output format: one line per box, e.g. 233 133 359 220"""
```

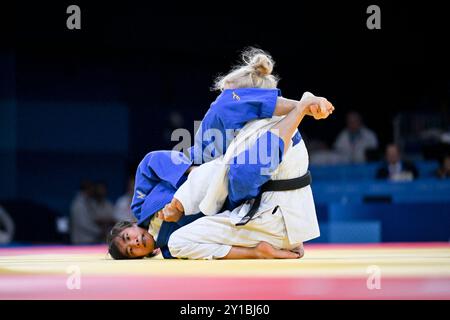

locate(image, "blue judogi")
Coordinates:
190 88 281 164
131 150 203 259
189 88 301 164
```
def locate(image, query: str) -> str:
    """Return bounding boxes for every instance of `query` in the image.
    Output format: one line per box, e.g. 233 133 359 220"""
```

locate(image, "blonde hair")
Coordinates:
213 48 279 91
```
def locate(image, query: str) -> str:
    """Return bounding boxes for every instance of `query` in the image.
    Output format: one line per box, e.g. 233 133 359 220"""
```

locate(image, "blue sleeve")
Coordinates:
227 131 285 207
191 88 281 164
131 151 192 221
137 150 192 189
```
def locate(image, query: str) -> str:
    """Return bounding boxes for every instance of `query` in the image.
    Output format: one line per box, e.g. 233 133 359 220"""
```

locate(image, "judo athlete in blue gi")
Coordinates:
188 48 323 165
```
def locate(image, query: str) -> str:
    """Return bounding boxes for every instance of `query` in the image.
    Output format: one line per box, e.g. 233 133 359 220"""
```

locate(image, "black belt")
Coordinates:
235 171 312 226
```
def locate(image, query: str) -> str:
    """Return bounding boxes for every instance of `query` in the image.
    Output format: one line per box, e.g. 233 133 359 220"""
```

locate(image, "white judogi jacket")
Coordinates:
174 117 320 244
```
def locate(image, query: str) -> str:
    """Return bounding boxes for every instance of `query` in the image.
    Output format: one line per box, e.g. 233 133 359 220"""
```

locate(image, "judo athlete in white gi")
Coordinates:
162 94 334 259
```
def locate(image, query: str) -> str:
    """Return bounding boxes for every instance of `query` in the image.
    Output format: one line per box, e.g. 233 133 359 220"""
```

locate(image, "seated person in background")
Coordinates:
333 111 378 163
376 143 419 181
435 154 450 179
91 182 116 237
70 181 115 244
113 176 135 222
70 180 98 244
308 139 348 165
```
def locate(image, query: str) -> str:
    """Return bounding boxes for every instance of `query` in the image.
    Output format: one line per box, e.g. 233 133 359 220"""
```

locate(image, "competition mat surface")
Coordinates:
1 243 449 299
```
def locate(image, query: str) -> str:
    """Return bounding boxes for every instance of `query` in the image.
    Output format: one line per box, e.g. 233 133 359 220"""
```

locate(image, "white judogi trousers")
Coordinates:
168 207 296 260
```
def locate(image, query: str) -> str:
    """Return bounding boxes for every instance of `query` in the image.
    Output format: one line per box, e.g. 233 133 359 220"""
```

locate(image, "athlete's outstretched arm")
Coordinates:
160 95 334 222
273 97 301 116
274 94 333 118
272 95 334 154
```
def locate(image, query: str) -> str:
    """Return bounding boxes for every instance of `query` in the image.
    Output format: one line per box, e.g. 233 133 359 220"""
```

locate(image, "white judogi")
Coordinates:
169 117 320 259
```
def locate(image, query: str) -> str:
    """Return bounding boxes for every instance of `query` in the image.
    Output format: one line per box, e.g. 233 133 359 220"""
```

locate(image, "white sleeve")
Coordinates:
174 159 224 215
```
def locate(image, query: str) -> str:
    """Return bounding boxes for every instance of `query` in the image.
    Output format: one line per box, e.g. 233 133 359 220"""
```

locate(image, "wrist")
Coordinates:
295 101 308 115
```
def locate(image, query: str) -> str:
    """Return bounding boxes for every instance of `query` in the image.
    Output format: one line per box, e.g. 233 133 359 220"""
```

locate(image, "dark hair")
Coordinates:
107 220 158 260
107 220 134 260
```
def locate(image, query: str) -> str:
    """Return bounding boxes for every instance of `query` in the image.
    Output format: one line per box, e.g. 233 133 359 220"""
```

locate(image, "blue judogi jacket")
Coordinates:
190 88 282 163
131 150 204 259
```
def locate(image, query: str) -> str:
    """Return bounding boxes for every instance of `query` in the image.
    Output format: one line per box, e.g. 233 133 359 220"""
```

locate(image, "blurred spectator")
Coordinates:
435 154 450 179
376 144 419 181
70 180 97 244
113 176 135 222
334 111 379 163
91 182 116 238
308 139 348 165
70 180 115 244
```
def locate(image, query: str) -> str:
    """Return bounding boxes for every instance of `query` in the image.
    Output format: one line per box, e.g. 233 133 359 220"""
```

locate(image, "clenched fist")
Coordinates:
300 92 335 120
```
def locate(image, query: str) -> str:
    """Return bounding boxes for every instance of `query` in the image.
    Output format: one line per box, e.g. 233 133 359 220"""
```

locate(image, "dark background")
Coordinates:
1 1 449 241
11 2 449 150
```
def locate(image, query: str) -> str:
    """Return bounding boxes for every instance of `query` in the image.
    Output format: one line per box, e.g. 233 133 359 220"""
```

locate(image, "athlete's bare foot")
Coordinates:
291 244 305 259
254 241 300 259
